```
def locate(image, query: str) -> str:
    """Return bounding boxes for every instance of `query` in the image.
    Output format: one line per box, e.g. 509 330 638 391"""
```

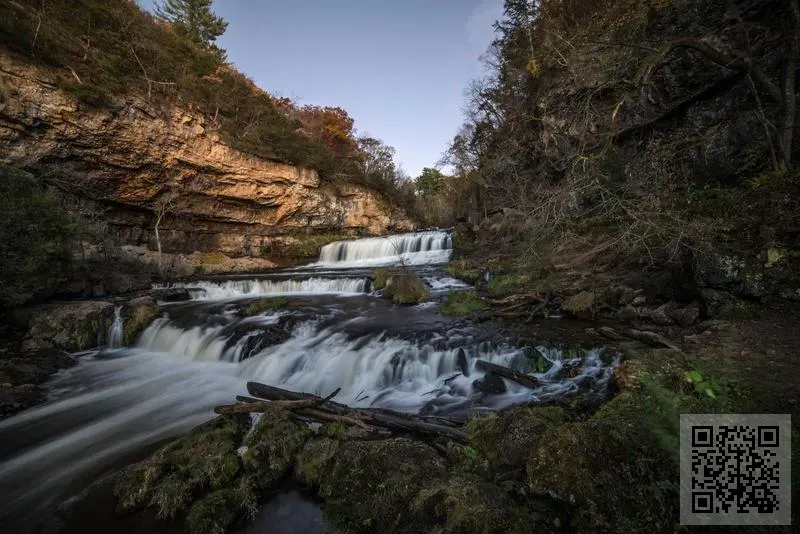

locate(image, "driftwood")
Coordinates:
227 382 469 443
478 291 556 322
626 329 682 352
475 360 539 389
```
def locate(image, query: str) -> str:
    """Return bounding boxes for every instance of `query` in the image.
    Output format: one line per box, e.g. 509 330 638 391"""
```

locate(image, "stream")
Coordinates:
0 230 616 533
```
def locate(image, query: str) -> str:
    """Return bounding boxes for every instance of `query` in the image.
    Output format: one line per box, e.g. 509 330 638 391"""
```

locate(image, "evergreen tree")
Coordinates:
155 0 228 56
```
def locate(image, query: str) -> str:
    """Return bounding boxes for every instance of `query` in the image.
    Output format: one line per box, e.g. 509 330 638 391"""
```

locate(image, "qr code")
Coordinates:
680 414 791 525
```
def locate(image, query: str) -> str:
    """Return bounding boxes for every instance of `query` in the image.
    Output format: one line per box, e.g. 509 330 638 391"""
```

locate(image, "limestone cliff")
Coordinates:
0 52 414 257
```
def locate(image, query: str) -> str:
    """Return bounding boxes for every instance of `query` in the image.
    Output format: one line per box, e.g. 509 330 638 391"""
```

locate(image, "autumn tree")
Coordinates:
155 0 228 58
357 136 398 191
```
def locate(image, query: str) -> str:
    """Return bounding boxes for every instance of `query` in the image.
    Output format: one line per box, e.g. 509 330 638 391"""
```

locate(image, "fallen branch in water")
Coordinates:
218 382 469 442
475 360 539 389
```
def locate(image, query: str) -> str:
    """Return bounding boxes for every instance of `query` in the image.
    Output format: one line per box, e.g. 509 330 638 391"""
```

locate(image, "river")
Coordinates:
0 230 616 532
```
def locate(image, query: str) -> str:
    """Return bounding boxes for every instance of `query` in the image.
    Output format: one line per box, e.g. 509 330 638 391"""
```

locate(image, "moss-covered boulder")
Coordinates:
242 405 313 489
123 296 159 345
467 405 563 482
440 290 484 316
372 268 391 290
383 272 430 304
527 392 678 532
242 297 288 317
114 415 248 519
295 437 342 486
413 474 535 534
317 438 446 532
186 479 257 534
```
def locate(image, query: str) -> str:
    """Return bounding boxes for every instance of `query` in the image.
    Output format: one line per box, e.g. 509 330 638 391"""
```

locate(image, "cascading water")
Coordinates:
316 230 452 266
107 305 124 348
0 229 617 533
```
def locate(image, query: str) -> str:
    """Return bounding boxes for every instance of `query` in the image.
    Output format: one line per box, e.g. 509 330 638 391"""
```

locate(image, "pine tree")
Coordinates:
155 0 228 54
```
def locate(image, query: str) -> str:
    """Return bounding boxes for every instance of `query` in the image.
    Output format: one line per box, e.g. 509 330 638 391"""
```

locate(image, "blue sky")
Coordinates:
140 0 503 177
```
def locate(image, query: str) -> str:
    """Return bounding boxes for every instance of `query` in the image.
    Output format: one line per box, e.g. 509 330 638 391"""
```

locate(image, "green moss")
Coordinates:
372 268 391 290
295 437 342 486
412 475 535 534
185 487 242 534
114 415 248 518
242 297 288 316
318 438 446 533
487 270 535 295
382 272 430 304
199 252 229 265
467 405 563 481
440 290 484 316
443 258 482 284
265 232 356 259
243 405 312 488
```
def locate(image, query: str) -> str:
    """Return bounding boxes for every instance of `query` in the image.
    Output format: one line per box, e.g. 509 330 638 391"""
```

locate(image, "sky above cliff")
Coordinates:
139 0 503 178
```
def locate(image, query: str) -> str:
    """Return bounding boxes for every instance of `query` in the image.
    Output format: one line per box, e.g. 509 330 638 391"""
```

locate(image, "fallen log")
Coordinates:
626 329 682 352
217 388 342 415
247 382 350 414
475 360 539 389
365 412 468 443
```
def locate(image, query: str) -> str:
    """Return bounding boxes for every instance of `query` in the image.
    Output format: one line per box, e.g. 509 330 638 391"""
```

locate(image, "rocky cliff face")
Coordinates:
0 52 414 257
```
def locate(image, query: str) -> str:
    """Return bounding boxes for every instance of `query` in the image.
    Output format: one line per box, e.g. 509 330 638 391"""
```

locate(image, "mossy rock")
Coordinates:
527 392 678 532
440 290 484 316
560 291 596 318
114 415 248 519
242 405 313 489
295 437 342 486
372 268 391 290
467 405 563 481
413 474 535 534
242 297 288 317
186 479 257 534
383 272 430 304
318 438 446 532
123 296 159 345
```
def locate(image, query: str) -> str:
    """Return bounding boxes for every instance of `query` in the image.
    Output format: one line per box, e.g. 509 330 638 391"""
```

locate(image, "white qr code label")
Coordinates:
680 414 791 525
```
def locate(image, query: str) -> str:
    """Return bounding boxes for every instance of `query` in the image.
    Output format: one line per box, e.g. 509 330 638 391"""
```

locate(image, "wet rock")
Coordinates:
669 301 701 326
456 348 470 376
598 326 624 341
152 288 192 303
471 373 507 395
22 300 115 351
616 305 642 321
631 295 647 307
0 350 75 418
700 288 741 318
123 296 159 345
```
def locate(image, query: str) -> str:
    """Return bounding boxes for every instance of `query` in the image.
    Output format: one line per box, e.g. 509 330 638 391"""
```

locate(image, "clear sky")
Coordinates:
140 0 503 177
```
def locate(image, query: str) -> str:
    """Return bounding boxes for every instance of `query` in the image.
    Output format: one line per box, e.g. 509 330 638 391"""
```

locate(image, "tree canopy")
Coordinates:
155 0 228 57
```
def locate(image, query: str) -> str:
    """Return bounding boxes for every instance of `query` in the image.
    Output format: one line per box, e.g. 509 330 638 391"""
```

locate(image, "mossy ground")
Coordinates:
440 290 484 316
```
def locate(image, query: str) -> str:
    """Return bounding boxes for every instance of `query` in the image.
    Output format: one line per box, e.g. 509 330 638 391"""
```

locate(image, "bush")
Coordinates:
0 165 77 306
383 272 430 304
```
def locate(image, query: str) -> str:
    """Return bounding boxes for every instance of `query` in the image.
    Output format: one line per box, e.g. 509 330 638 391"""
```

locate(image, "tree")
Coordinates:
415 167 445 196
357 136 398 190
155 0 228 57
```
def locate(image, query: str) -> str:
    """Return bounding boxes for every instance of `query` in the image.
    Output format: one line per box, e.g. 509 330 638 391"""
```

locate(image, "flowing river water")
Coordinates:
0 230 616 533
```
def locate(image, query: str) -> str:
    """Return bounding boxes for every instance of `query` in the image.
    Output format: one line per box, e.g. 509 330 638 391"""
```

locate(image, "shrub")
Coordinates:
383 272 430 304
440 291 484 316
0 165 77 306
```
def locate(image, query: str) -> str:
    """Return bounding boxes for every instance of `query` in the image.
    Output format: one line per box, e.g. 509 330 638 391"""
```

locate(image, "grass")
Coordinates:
440 291 484 316
199 252 229 265
443 258 483 284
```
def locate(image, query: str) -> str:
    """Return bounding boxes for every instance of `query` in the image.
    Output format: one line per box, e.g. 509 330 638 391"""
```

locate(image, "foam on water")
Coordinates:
160 277 371 300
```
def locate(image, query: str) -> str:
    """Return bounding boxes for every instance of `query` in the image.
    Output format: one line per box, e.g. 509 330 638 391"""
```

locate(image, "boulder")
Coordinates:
22 300 115 351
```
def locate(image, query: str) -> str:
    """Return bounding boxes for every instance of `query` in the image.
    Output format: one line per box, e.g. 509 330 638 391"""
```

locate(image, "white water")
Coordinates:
315 230 452 267
161 277 370 300
107 306 124 348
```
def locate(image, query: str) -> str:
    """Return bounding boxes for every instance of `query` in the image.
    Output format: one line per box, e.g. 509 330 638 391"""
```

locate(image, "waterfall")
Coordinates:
316 230 452 266
107 306 123 348
161 277 371 300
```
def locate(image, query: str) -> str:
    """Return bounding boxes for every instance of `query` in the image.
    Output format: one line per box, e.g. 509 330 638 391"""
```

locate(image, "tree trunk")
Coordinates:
475 360 539 389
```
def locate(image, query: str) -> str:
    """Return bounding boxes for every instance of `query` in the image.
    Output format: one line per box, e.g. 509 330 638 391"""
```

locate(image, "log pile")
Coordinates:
214 382 469 443
475 292 561 322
